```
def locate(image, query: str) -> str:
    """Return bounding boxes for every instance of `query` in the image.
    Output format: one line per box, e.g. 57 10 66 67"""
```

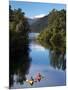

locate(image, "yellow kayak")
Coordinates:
26 80 34 85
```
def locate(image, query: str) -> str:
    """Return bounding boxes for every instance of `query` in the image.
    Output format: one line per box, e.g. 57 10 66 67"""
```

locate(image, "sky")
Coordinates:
9 1 66 18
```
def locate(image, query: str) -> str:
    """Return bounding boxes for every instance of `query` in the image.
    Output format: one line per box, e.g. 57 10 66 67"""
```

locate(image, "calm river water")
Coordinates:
11 33 66 89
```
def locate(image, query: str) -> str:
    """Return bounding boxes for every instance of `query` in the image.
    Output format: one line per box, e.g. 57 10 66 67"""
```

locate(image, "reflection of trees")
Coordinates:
9 31 32 88
49 50 66 70
9 41 31 87
38 36 66 71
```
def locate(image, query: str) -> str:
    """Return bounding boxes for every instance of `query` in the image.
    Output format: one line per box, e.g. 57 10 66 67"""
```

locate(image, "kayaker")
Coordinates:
26 76 34 86
35 73 42 82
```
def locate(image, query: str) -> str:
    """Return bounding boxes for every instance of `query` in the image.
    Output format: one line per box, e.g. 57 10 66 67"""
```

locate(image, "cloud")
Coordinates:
31 14 45 19
34 14 45 18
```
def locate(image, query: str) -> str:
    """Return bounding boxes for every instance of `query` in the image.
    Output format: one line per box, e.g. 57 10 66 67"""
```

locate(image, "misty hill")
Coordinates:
28 18 38 25
28 15 48 33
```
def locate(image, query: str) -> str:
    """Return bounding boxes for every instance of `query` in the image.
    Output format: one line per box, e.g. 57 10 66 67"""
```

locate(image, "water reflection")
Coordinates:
37 36 66 71
10 32 66 88
49 50 66 70
9 42 31 88
10 42 66 88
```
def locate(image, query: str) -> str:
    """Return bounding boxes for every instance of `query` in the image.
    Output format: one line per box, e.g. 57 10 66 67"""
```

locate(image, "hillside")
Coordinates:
28 15 48 33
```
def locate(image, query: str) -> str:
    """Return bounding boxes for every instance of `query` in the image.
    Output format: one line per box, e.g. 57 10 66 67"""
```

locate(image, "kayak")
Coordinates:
26 79 34 86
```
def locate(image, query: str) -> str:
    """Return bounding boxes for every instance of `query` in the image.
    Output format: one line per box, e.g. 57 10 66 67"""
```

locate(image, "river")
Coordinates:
11 33 66 89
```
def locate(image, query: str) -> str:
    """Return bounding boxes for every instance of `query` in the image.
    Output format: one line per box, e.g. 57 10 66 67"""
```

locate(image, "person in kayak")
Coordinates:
26 76 34 86
35 73 42 82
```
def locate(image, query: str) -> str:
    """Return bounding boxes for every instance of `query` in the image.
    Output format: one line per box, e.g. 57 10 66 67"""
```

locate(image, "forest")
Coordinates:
37 9 66 53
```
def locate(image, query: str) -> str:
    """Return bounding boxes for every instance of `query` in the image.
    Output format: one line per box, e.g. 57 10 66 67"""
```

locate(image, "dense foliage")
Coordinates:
9 5 31 87
37 9 66 52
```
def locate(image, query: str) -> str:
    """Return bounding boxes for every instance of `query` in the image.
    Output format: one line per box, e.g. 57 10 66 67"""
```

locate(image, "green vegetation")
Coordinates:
37 9 66 53
9 5 31 87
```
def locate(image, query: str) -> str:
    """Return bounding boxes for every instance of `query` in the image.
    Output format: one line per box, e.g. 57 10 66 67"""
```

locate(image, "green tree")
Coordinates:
37 9 66 52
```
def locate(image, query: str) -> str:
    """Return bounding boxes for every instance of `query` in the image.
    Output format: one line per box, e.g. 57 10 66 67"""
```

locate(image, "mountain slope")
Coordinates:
27 18 39 25
29 15 48 32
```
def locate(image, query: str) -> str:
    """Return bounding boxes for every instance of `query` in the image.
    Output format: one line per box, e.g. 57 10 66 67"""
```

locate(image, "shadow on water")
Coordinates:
9 33 32 88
